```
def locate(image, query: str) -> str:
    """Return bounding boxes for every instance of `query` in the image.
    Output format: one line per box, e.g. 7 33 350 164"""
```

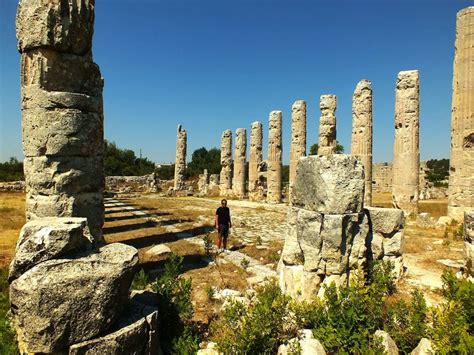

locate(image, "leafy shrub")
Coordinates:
130 268 149 290
152 253 199 354
0 268 18 354
203 233 214 257
240 258 250 270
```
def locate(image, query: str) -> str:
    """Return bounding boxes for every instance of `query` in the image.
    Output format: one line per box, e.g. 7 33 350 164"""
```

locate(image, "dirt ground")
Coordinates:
0 191 463 319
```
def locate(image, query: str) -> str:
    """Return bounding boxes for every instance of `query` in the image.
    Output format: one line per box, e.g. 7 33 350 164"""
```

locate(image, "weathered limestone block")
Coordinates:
174 125 187 190
291 155 365 214
220 130 233 195
465 212 474 242
249 121 263 193
375 330 399 355
233 128 247 198
351 80 373 206
278 329 326 355
0 181 25 192
267 111 283 204
26 192 103 240
366 207 404 236
290 100 306 189
9 243 138 353
448 7 474 220
106 173 159 193
410 338 434 355
392 70 420 216
16 0 95 55
69 302 159 355
318 95 337 155
8 217 93 282
464 212 474 277
198 169 209 195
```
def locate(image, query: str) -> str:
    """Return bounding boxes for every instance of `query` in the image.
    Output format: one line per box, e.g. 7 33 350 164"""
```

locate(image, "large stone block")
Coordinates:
291 155 365 214
24 156 103 195
22 85 103 113
464 212 474 242
22 108 103 157
366 207 404 236
16 0 95 55
8 217 93 282
21 49 103 96
383 231 404 257
10 243 138 353
26 192 103 240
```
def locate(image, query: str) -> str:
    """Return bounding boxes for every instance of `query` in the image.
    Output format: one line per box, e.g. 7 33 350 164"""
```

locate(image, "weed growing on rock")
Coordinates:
240 257 250 270
130 268 149 290
0 268 17 355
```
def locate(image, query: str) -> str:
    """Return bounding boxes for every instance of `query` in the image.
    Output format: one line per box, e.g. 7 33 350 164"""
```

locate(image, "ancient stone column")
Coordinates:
351 80 373 206
249 121 263 193
290 100 307 190
220 130 233 195
174 125 187 190
392 70 420 216
232 128 247 198
448 7 474 220
267 111 282 204
18 0 104 241
318 95 337 155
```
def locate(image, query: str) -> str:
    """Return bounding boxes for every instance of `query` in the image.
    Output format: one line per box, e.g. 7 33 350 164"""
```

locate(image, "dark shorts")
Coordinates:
218 224 229 238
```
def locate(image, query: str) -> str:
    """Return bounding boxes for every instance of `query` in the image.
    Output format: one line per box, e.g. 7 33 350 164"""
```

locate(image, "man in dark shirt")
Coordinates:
215 199 231 253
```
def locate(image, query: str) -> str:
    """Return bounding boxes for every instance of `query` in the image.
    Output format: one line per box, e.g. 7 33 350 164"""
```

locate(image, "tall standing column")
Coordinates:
318 95 337 155
351 80 373 206
290 100 307 190
17 0 104 241
220 130 233 195
233 128 247 198
174 125 187 190
267 111 283 204
448 7 474 220
249 121 263 193
392 70 420 216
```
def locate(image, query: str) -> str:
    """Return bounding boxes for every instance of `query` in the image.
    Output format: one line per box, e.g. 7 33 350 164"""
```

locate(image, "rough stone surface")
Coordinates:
278 329 326 355
8 217 93 282
0 181 25 192
290 100 307 191
374 330 399 355
106 173 159 193
464 212 474 277
18 0 104 242
392 70 420 216
267 111 283 204
198 169 209 196
351 80 373 206
233 128 247 198
145 244 172 258
291 155 365 214
410 338 434 355
10 243 138 353
373 163 393 193
249 121 263 195
174 125 187 190
220 130 233 196
366 207 404 236
448 7 474 220
318 95 337 155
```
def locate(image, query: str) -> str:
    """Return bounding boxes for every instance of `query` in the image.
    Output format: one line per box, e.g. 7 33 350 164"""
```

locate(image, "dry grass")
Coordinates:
0 192 25 266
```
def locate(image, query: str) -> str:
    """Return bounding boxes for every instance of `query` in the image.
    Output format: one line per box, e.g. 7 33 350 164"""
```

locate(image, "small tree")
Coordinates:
309 141 344 155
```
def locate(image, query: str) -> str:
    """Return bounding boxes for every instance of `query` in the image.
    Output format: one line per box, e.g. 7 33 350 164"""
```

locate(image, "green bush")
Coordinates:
130 268 149 290
0 157 24 182
0 268 18 354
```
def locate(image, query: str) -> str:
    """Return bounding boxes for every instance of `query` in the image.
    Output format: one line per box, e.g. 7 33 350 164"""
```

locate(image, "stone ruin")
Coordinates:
464 212 474 280
106 173 159 194
318 95 337 155
448 7 474 221
9 1 158 352
267 111 283 204
248 121 263 198
279 155 404 301
174 124 187 190
232 128 247 198
392 70 420 216
289 100 307 194
219 129 233 196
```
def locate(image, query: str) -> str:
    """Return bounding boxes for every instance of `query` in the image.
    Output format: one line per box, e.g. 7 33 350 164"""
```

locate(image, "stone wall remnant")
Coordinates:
464 212 474 279
232 128 247 198
198 169 209 196
267 111 283 204
220 129 233 196
249 121 263 194
392 70 420 216
174 124 187 190
448 7 474 220
351 80 373 206
106 173 159 193
18 0 104 240
373 163 393 193
290 100 307 191
318 95 337 155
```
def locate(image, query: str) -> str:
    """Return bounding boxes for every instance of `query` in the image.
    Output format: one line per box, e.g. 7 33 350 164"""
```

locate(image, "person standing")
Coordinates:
215 199 231 253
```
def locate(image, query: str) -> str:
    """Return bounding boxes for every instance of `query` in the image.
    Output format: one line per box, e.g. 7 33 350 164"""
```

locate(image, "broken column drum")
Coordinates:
248 121 263 194
18 0 105 241
174 125 187 190
392 70 420 216
448 7 474 220
267 111 283 204
232 128 247 198
220 129 233 195
351 80 373 206
290 100 307 191
318 95 337 155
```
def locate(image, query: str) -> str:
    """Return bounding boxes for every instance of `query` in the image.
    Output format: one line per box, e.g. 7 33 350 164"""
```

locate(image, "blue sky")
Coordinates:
0 0 471 164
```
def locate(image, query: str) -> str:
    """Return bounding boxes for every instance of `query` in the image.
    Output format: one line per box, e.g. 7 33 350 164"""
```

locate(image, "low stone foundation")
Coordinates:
106 173 159 193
